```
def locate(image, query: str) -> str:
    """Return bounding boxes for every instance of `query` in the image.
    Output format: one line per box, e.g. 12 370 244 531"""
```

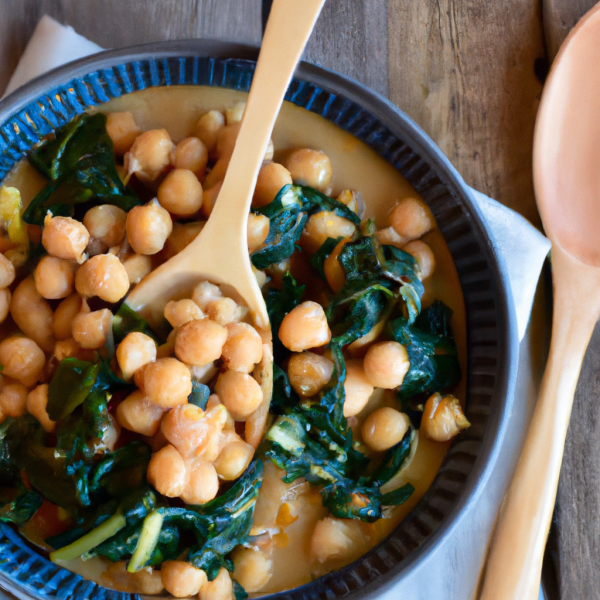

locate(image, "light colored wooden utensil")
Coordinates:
479 4 600 599
125 0 326 330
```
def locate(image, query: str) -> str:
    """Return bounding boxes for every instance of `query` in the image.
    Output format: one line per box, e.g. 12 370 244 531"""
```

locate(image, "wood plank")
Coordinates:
387 0 545 226
544 0 597 60
0 0 262 95
554 323 600 599
304 0 388 97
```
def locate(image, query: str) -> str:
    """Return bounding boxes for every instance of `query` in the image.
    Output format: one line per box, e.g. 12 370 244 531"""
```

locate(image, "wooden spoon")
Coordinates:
480 4 600 599
125 0 326 330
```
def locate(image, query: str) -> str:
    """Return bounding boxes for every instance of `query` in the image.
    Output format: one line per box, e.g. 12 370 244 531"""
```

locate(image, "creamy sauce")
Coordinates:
4 85 466 595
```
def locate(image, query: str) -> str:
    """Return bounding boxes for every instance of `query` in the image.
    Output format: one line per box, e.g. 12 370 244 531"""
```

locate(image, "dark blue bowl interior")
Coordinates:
0 40 519 600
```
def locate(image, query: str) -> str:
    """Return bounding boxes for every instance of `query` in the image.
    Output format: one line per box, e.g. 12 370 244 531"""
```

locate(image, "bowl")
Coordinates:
0 39 519 600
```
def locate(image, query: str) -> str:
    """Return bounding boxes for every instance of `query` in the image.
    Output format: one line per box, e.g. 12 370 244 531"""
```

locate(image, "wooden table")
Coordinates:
0 1 598 598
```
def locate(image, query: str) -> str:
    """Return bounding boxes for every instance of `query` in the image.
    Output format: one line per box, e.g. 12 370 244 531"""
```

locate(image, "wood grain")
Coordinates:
387 0 545 226
0 0 262 95
544 0 598 60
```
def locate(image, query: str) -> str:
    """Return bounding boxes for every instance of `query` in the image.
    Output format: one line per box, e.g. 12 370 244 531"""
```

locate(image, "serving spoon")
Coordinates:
125 0 326 330
479 4 600 599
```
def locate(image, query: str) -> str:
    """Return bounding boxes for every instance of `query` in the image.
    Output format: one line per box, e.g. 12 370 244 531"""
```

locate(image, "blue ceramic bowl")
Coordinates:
0 40 519 600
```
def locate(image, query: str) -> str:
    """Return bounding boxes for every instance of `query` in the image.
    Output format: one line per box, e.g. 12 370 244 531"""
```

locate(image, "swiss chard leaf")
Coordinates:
250 184 360 269
24 113 140 226
113 303 162 344
369 427 415 487
310 236 342 281
47 359 99 422
388 301 462 410
0 489 42 525
188 381 211 409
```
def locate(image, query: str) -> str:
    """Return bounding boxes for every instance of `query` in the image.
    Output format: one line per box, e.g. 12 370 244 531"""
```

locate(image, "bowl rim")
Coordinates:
0 38 520 599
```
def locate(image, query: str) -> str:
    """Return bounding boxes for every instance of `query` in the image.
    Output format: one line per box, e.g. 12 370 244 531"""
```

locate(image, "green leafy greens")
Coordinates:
24 113 140 226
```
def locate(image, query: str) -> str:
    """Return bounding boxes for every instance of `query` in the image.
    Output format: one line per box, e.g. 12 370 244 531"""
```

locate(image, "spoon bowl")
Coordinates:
480 4 600 599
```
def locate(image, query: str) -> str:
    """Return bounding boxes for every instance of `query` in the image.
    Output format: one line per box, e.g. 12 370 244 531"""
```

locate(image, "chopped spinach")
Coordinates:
0 488 42 525
188 381 211 409
24 113 140 226
310 236 342 280
113 303 162 344
250 184 360 270
388 301 462 409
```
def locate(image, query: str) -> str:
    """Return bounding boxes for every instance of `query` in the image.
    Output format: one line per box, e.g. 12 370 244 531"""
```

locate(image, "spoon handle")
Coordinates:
479 243 600 600
206 0 326 248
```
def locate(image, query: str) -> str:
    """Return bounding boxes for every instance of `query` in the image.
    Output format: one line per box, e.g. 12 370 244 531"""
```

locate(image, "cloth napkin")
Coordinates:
0 14 553 600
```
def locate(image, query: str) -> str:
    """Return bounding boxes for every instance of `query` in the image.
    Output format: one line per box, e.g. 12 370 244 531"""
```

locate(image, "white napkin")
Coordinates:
1 15 551 341
0 16 552 600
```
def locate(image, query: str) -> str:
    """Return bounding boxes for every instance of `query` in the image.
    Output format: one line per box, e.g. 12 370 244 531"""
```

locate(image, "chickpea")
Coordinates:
225 102 246 125
0 253 15 288
247 213 269 253
34 256 75 300
252 162 292 208
171 137 208 179
362 407 410 452
301 211 357 254
311 518 356 563
116 390 165 436
343 359 374 417
363 341 410 389
83 205 127 248
157 168 204 217
181 458 219 504
164 299 204 328
86 238 107 257
375 226 404 248
42 215 89 262
207 394 235 431
26 384 55 433
162 403 226 460
116 331 157 381
232 547 272 592
199 567 233 600
323 238 350 293
126 129 174 182
161 560 207 598
106 111 141 155
142 357 192 408
205 297 247 326
195 110 225 154
72 308 112 350
388 197 434 241
0 336 44 387
192 281 222 310
126 201 173 255
201 182 222 218
285 148 332 191
288 352 333 398
221 322 263 373
54 338 94 362
102 415 121 452
336 189 360 214
214 440 254 481
279 301 331 352
0 382 28 419
53 294 82 340
0 288 10 324
75 253 129 303
121 252 152 285
421 393 470 442
215 370 263 421
175 318 227 367
147 444 187 498
162 221 205 260
403 240 435 280
10 276 54 352
132 568 164 595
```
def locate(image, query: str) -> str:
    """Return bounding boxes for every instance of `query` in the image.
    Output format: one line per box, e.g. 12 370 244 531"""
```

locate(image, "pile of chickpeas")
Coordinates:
0 100 469 597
